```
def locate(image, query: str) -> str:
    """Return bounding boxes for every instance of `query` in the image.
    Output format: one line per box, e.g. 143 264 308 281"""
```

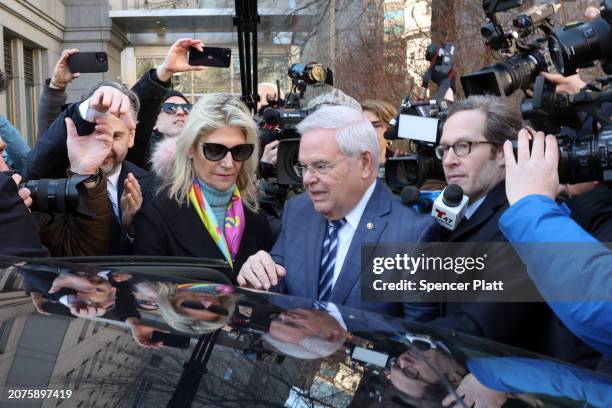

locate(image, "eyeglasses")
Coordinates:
293 158 348 177
199 143 255 162
435 140 498 160
161 102 192 115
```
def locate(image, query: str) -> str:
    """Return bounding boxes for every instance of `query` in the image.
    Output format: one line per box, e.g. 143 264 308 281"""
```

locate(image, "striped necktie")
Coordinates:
318 218 346 301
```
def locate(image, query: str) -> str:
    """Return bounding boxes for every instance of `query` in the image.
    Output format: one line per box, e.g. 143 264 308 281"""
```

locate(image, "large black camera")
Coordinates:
548 0 612 75
6 173 97 215
461 2 560 97
383 98 447 191
522 75 612 184
258 61 333 186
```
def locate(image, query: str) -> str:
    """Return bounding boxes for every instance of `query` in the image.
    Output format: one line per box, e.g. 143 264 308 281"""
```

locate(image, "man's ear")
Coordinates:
128 129 136 149
358 151 376 179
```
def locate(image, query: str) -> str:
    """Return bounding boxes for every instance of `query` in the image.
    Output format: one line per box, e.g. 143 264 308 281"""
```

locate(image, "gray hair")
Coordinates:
262 333 345 360
446 95 523 149
296 105 380 167
81 81 140 117
156 282 237 335
307 88 362 112
163 93 260 211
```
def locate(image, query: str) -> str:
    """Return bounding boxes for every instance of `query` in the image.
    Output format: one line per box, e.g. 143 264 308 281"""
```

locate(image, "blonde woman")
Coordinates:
133 94 274 281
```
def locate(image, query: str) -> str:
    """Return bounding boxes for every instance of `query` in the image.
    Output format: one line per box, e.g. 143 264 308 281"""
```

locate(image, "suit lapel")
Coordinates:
448 182 507 241
330 181 390 304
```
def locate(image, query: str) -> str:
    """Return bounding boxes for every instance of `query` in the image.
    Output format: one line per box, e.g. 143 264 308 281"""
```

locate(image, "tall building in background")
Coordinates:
0 0 315 146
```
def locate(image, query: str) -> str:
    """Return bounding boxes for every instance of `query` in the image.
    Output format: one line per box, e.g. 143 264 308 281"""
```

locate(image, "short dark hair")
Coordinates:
446 95 522 148
81 81 140 116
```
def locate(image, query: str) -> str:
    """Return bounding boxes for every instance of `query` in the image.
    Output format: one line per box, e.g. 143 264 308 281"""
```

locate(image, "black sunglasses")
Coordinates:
161 102 192 114
199 143 254 162
181 300 229 316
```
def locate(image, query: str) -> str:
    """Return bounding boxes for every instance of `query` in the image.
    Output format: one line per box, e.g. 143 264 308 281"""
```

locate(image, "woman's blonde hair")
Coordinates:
156 282 237 335
360 99 397 124
164 93 260 211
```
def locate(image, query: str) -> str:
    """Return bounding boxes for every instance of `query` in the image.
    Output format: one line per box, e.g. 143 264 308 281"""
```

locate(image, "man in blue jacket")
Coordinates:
499 129 612 357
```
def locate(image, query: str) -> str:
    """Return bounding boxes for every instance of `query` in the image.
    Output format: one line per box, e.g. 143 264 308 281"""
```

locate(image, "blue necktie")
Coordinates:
318 218 346 301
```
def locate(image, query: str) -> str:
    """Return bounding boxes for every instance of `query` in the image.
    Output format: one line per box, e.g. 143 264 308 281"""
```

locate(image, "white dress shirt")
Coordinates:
330 180 377 288
106 165 122 218
464 195 486 220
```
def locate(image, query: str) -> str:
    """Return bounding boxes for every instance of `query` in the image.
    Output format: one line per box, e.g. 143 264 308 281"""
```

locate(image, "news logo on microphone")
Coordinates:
431 184 469 230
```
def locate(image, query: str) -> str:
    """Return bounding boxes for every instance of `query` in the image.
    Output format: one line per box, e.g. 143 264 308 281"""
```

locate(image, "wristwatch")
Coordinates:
66 168 103 186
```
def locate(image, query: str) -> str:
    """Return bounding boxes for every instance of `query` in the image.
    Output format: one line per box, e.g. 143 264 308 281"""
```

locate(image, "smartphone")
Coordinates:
68 52 108 73
189 47 231 68
151 331 191 349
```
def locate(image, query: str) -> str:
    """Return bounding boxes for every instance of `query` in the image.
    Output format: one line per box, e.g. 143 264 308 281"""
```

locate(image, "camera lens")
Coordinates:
24 177 83 212
548 17 612 75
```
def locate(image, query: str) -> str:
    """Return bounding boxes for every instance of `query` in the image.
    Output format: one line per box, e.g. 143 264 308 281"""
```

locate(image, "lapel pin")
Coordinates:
366 222 374 230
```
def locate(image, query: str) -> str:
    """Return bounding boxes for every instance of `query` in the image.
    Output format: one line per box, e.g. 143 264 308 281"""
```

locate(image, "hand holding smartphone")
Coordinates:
188 47 231 68
68 52 108 74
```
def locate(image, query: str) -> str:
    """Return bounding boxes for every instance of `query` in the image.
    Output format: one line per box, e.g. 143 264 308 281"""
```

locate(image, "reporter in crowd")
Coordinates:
28 82 156 255
238 105 438 318
500 130 612 358
361 99 396 165
34 116 113 256
428 95 599 367
0 147 46 257
31 39 204 174
133 94 275 280
148 90 191 179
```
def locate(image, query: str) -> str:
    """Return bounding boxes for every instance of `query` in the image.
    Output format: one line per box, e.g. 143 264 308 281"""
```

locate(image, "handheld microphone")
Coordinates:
431 184 469 230
400 186 433 212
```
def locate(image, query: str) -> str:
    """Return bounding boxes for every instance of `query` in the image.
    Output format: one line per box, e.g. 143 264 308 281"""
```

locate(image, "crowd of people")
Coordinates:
0 18 610 393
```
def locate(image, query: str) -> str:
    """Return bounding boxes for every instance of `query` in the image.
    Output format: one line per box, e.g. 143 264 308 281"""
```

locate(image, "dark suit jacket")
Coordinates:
0 173 48 257
132 190 275 282
270 180 439 317
431 182 601 368
27 69 170 179
109 161 158 255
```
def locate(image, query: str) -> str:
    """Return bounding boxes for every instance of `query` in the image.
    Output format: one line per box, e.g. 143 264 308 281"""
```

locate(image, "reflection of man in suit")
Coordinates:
238 106 437 317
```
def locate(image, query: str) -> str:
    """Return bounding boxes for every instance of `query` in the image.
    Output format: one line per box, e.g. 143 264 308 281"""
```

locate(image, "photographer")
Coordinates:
500 130 612 358
0 156 47 257
28 81 156 255
34 116 113 256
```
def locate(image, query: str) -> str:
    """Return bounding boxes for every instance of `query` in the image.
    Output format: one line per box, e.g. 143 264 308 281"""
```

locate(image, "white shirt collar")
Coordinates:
106 165 122 190
464 195 487 220
344 180 377 229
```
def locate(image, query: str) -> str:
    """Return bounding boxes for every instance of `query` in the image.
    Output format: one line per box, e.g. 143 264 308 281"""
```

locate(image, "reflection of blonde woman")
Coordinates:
156 282 238 335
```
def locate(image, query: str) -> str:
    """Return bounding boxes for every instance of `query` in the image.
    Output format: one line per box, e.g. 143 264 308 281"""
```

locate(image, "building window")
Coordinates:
0 319 14 353
23 47 35 141
3 38 14 124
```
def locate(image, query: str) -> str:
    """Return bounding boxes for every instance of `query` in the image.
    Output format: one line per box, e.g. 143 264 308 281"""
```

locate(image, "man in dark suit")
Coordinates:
428 95 600 368
237 106 438 318
27 82 157 255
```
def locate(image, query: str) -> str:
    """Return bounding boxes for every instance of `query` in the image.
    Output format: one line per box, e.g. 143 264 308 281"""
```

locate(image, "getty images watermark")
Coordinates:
361 242 544 303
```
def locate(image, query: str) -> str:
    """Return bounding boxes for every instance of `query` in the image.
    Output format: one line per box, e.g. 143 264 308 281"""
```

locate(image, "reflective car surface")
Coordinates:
0 256 609 407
